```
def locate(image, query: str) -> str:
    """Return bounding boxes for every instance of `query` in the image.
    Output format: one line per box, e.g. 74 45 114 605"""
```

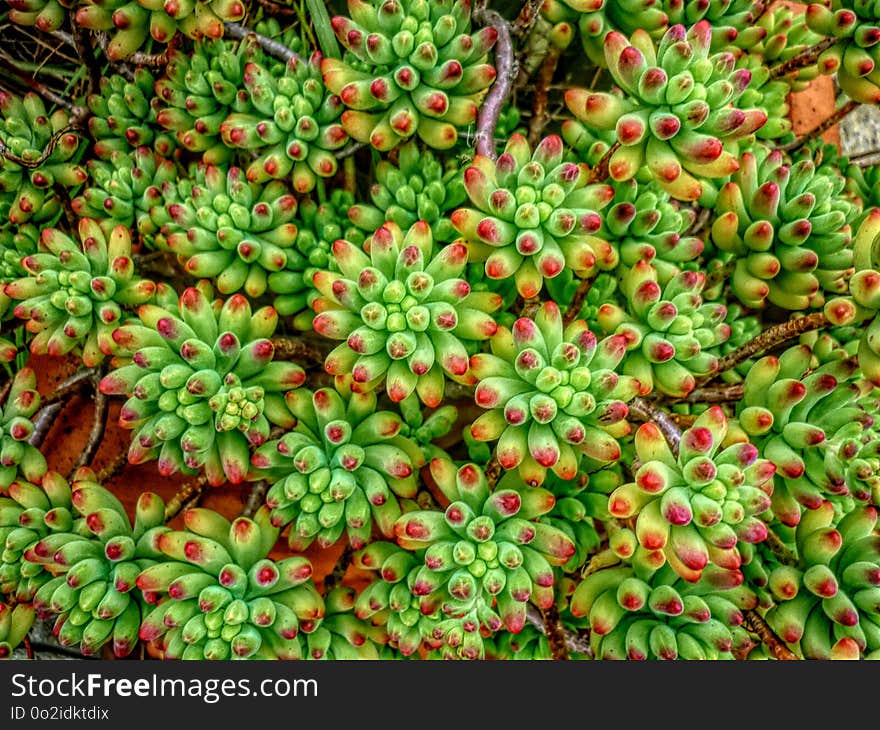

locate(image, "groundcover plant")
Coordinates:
2 0 880 661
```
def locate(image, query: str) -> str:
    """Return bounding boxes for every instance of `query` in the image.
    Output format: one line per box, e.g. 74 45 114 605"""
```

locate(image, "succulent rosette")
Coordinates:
251 386 422 551
72 148 177 247
87 70 175 161
764 502 880 659
606 407 776 581
665 0 768 50
0 92 87 225
322 0 498 150
735 345 873 525
161 165 304 300
28 475 165 657
595 262 730 397
564 21 767 200
0 471 71 601
806 1 880 104
75 0 245 60
711 144 857 310
219 53 349 193
451 134 616 299
469 301 638 486
136 507 324 660
99 285 306 485
570 561 757 659
312 221 501 406
348 140 465 241
304 585 387 659
4 219 155 366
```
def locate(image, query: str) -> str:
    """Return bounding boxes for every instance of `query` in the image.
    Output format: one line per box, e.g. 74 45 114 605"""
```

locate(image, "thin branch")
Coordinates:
484 454 502 487
697 312 828 386
322 544 354 595
542 603 570 660
778 99 860 153
527 49 559 146
27 403 63 449
71 374 108 475
0 124 82 169
94 30 180 67
586 142 620 185
472 8 515 160
71 23 101 95
335 142 365 159
270 336 331 364
252 0 297 17
23 634 33 660
240 480 269 519
742 609 799 660
164 475 208 522
704 260 736 292
95 449 128 483
0 58 83 116
667 382 745 404
511 0 544 36
768 36 838 80
224 22 303 63
562 276 594 327
764 527 799 567
525 603 592 657
39 368 97 407
628 397 682 456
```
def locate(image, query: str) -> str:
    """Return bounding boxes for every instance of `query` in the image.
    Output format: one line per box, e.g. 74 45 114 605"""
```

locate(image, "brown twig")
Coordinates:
164 476 208 522
511 0 544 36
270 335 331 364
668 382 745 404
23 634 33 660
697 312 828 387
0 378 13 409
586 142 620 185
71 378 108 475
336 142 365 159
240 480 269 519
39 367 97 407
94 30 180 68
768 36 838 80
0 124 82 169
526 49 559 146
96 449 129 483
764 527 799 567
742 609 799 660
518 295 541 319
704 260 736 293
562 277 594 327
525 604 592 657
484 454 502 487
27 403 63 449
628 397 682 456
542 603 570 660
71 23 101 96
322 544 354 595
778 99 860 153
472 8 515 160
0 58 83 117
224 22 303 63
252 0 297 16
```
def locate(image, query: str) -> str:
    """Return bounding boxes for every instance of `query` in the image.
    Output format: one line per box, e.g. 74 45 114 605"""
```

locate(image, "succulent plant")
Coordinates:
348 140 466 241
0 92 87 225
161 165 304 300
251 386 422 551
28 474 165 657
606 407 776 581
219 53 349 193
595 262 730 397
665 0 768 49
304 585 387 659
565 21 767 200
99 285 305 485
451 134 616 298
6 0 69 31
87 70 175 161
469 301 637 486
136 507 324 660
322 0 498 150
0 368 47 491
72 148 177 247
806 1 880 104
75 0 246 60
0 602 35 658
570 561 757 659
4 219 156 366
312 221 501 406
710 144 857 310
764 502 880 659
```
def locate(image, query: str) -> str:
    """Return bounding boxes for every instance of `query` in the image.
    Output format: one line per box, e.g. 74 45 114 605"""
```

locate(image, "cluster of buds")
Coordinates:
765 502 880 659
4 220 155 366
305 586 387 659
323 0 497 150
607 407 776 581
220 53 348 193
161 165 304 301
595 262 730 397
87 70 174 160
6 0 68 31
72 148 176 247
571 562 756 659
348 140 466 241
75 0 245 60
0 471 70 602
735 345 871 525
806 1 880 103
136 507 324 659
565 21 766 200
0 603 34 658
99 286 305 485
29 474 165 657
710 144 856 310
451 134 616 298
312 221 501 406
251 386 422 551
0 92 87 225
470 301 637 486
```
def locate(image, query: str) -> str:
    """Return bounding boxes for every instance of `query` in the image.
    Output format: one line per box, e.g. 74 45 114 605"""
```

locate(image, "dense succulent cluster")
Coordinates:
5 0 880 665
